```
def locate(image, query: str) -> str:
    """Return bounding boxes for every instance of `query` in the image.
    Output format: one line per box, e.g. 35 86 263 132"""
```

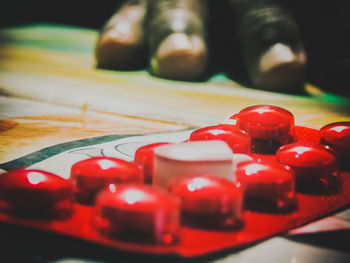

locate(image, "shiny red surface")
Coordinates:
134 142 170 184
276 142 339 185
237 105 294 139
275 142 340 194
0 169 72 208
167 175 244 229
70 157 142 203
320 121 350 156
93 184 180 245
235 160 295 210
236 160 294 184
189 124 251 153
0 126 350 257
276 142 337 176
96 184 180 212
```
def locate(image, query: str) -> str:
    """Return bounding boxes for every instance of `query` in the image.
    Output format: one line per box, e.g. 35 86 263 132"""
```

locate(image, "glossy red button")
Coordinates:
235 160 296 211
134 142 170 184
167 175 244 229
320 122 350 158
189 125 251 154
0 169 72 216
276 142 340 194
70 157 142 204
236 105 294 153
93 184 180 245
237 105 294 138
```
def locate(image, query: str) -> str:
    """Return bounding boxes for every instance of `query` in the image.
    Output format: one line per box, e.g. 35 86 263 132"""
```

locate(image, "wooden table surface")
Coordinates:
1 24 350 164
1 24 350 262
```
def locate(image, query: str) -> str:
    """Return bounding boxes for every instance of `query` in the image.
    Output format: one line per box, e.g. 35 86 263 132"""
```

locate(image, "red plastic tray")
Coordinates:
0 126 349 258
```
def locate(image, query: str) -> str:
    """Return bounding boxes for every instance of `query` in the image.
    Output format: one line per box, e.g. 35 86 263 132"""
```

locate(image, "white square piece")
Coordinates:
153 140 234 187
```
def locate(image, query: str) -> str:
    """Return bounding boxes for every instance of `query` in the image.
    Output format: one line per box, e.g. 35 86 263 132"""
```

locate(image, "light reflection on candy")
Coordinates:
98 159 117 170
27 171 46 185
187 177 212 192
232 153 254 175
245 163 265 176
121 188 149 205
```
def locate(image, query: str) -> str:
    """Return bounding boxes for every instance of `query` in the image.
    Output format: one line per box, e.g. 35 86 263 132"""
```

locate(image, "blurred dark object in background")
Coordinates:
290 1 350 97
1 0 349 97
0 0 123 29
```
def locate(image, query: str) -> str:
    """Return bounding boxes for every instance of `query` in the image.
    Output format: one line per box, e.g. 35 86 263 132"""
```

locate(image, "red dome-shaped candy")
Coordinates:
167 174 244 229
93 184 180 245
276 143 336 168
320 122 350 159
189 124 251 154
0 169 72 215
134 142 170 184
237 105 294 138
276 142 340 193
70 157 142 204
235 160 295 211
236 105 295 154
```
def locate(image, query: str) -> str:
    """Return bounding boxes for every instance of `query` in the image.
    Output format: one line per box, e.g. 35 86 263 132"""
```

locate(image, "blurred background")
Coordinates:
1 0 349 97
1 0 120 29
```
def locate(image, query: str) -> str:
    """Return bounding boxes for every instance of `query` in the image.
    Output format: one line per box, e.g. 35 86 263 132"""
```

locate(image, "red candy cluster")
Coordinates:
0 105 349 255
